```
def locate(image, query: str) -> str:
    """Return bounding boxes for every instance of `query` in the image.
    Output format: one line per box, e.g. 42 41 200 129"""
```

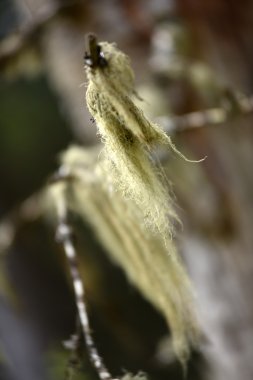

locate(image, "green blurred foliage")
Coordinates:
0 74 73 211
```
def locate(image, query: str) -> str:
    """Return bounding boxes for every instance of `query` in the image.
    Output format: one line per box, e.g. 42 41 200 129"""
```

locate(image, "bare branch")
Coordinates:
54 183 116 380
157 95 253 134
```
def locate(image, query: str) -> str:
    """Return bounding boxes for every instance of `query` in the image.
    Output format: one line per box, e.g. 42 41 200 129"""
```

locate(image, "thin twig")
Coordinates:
54 184 116 380
157 94 253 134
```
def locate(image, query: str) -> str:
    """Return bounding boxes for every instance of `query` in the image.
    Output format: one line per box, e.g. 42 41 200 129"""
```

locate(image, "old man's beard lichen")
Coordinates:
84 41 196 239
47 145 199 367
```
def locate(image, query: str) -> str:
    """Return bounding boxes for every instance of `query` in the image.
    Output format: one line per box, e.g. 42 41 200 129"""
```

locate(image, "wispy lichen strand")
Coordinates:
51 146 200 366
85 41 191 238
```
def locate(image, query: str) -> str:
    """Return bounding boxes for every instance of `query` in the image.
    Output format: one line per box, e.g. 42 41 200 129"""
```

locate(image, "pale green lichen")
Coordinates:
46 145 199 367
85 42 201 240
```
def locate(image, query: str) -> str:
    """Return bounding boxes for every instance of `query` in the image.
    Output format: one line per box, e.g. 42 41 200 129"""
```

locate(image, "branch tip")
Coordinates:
84 33 107 68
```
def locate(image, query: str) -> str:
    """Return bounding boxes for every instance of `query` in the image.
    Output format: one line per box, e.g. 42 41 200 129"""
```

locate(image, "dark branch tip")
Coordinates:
84 33 107 69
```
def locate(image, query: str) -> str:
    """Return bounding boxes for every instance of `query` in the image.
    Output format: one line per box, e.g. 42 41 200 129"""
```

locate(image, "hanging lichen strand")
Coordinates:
52 145 199 367
82 37 201 365
85 39 196 239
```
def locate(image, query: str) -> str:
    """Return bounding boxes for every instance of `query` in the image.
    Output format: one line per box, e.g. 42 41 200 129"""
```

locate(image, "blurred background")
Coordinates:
1 1 253 380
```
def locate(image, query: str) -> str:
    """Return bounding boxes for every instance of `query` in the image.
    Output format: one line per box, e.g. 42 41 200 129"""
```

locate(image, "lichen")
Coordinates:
85 42 201 241
46 145 200 366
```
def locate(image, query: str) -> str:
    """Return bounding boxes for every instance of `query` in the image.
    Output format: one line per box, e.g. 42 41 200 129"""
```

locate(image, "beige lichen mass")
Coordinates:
47 144 200 367
85 41 198 239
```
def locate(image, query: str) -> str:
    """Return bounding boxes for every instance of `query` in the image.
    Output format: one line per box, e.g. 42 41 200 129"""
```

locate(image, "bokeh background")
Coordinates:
1 1 253 380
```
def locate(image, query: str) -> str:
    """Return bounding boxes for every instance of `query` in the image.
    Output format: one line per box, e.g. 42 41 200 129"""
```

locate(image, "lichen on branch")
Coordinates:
48 145 200 368
85 39 200 240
